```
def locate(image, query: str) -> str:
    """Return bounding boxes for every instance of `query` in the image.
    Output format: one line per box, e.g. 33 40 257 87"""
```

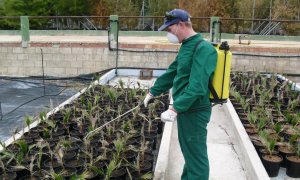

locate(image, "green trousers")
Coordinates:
177 109 211 180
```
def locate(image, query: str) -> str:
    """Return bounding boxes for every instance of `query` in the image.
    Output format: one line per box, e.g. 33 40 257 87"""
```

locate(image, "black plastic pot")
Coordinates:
44 159 63 170
259 149 279 157
261 154 283 177
110 167 126 180
64 158 85 172
62 143 80 153
62 151 77 161
129 170 153 180
12 166 30 179
139 153 154 168
23 132 40 140
153 119 164 134
70 130 85 138
123 150 137 163
286 156 300 178
54 167 77 179
278 146 296 168
0 171 17 180
94 160 107 171
145 134 157 150
138 161 152 174
18 173 45 180
251 139 265 157
81 169 104 180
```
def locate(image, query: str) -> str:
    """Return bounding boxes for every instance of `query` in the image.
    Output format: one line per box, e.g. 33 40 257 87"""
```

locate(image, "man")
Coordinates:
143 9 217 180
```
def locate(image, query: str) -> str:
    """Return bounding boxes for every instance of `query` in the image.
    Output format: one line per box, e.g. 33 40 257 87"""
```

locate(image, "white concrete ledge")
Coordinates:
153 122 174 180
224 100 270 180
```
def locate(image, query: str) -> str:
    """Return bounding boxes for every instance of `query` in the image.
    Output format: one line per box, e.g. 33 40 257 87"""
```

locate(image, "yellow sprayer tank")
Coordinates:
210 42 232 103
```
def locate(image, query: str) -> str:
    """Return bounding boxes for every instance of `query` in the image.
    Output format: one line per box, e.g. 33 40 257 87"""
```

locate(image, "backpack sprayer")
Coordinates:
191 40 232 107
208 18 232 106
209 41 232 105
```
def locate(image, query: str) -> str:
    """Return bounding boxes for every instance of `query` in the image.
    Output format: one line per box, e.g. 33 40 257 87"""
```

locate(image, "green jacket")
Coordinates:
150 34 217 113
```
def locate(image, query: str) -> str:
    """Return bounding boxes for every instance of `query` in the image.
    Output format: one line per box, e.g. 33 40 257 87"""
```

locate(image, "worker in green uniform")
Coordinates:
143 9 217 180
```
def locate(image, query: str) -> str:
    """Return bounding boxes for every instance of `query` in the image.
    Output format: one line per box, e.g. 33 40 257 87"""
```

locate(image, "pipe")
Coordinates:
0 101 2 121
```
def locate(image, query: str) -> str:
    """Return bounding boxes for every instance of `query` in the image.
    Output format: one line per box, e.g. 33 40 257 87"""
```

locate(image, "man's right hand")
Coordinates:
143 93 153 107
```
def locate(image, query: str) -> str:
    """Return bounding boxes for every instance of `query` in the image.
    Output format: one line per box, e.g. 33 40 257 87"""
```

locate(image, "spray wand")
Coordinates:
84 102 142 140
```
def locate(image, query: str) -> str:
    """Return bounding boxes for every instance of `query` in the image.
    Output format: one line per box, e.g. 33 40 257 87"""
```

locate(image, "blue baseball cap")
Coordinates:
158 9 191 31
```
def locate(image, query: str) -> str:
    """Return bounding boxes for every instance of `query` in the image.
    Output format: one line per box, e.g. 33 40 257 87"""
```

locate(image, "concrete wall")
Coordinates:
0 41 299 77
231 46 300 74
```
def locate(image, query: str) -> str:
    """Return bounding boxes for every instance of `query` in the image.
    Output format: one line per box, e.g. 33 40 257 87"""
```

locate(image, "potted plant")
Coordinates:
23 116 40 140
0 156 17 180
286 142 300 178
245 110 258 134
11 139 36 178
278 133 298 167
105 158 126 180
260 131 283 177
127 154 153 180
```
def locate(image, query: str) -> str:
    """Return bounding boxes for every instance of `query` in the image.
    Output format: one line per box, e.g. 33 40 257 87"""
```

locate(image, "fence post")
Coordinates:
210 16 221 43
109 15 119 75
20 16 30 48
109 15 119 49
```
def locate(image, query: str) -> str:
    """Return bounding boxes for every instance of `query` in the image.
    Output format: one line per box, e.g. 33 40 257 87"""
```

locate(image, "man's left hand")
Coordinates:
161 106 177 122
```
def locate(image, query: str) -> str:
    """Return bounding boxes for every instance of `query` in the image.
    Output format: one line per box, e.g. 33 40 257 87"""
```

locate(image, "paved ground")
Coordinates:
1 35 300 48
165 105 248 180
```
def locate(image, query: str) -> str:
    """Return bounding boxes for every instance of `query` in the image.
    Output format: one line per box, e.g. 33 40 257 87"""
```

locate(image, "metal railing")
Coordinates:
0 16 299 35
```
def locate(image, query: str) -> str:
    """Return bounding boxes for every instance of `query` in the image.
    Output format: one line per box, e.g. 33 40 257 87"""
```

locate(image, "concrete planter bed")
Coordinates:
0 69 168 179
229 72 300 178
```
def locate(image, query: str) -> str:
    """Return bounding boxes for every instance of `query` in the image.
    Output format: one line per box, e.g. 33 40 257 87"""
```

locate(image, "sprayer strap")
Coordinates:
193 40 219 102
192 40 204 54
209 81 220 103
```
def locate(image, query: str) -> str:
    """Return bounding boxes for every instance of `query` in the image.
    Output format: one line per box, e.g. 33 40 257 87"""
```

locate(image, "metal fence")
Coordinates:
0 16 299 35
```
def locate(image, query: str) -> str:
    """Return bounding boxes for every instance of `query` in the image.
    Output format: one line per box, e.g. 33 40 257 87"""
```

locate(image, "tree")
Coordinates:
88 0 141 30
2 0 52 29
147 0 177 30
0 0 6 29
272 0 300 35
178 0 231 32
53 0 89 16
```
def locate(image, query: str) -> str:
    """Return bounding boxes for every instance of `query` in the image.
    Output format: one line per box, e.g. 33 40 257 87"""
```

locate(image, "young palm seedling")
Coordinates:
113 137 126 165
0 157 6 177
105 158 118 180
24 115 33 130
129 154 153 180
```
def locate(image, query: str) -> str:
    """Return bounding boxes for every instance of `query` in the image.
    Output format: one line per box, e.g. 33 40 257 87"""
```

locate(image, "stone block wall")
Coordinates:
0 42 299 77
230 46 300 74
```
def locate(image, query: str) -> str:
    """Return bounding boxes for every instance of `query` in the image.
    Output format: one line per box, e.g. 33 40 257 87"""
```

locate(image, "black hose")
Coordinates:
116 48 178 53
115 48 300 57
232 53 300 58
1 87 68 119
0 67 167 81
